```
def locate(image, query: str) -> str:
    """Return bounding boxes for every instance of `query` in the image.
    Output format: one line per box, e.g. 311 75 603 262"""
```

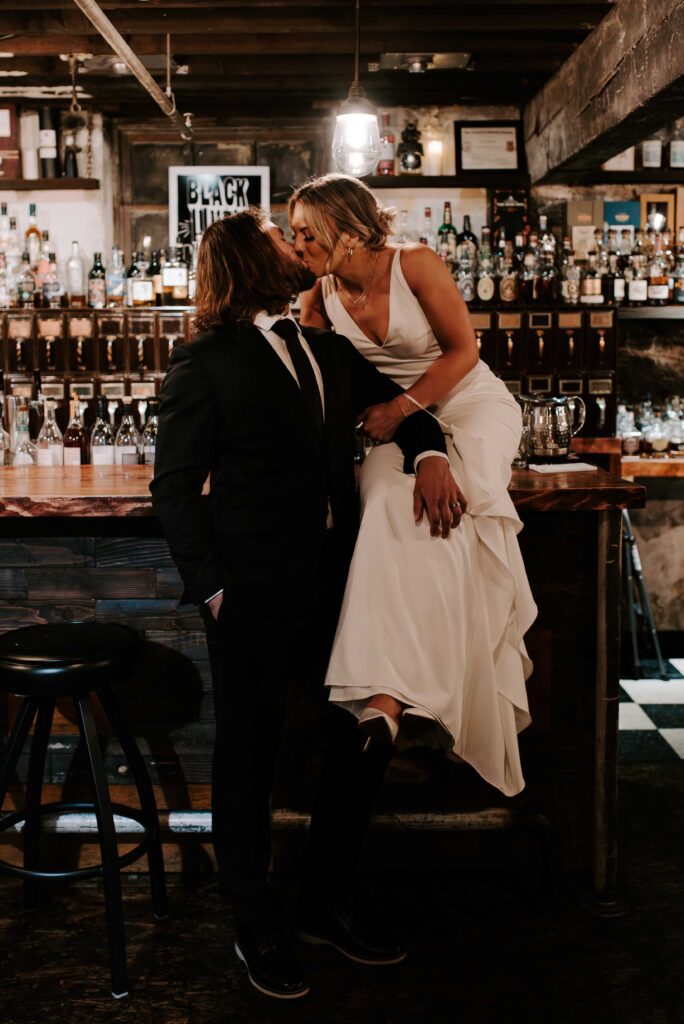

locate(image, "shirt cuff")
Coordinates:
205 589 223 604
413 450 449 472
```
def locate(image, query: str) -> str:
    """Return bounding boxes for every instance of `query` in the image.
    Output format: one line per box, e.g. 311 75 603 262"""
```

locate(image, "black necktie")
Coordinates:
271 318 324 436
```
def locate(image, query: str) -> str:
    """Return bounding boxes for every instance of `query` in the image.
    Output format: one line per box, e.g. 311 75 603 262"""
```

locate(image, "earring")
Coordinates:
346 245 354 262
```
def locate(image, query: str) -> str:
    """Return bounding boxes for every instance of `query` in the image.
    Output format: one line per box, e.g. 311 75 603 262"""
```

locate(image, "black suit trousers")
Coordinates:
201 527 392 925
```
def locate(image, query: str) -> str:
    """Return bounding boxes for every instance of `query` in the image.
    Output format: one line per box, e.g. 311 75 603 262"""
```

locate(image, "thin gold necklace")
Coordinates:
339 251 379 310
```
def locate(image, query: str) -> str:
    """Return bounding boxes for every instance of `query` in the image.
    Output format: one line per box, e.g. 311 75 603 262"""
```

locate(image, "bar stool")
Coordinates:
0 622 167 999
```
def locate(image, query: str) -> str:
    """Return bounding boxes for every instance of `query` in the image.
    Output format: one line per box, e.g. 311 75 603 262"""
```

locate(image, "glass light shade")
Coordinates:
332 111 380 178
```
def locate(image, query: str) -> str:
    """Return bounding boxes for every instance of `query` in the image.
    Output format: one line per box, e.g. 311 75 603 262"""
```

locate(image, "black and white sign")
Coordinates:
168 165 270 246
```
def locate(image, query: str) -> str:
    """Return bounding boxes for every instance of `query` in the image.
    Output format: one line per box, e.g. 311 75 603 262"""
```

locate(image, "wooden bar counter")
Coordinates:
0 465 645 911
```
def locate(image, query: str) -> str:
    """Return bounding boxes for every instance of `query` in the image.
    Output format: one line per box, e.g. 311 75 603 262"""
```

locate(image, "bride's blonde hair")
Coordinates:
289 174 395 273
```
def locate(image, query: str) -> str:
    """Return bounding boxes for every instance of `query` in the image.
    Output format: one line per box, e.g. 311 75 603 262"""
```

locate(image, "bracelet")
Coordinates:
394 394 416 419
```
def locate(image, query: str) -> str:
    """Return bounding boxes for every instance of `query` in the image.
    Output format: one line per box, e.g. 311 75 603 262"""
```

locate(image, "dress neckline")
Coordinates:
332 246 401 349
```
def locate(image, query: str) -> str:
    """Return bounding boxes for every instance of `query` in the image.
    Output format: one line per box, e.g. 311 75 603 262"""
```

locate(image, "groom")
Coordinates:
150 207 464 1000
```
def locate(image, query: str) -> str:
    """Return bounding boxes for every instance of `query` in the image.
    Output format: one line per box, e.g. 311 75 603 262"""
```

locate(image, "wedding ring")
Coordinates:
449 500 460 511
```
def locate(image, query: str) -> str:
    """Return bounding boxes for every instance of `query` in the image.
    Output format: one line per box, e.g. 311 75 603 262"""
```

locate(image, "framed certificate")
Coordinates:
454 121 523 173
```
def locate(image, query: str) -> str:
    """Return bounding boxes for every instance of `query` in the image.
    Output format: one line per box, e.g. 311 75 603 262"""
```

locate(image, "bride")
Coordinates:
290 174 537 797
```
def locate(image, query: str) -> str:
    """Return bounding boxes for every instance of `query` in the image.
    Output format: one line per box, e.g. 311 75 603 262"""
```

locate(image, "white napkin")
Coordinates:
528 462 598 474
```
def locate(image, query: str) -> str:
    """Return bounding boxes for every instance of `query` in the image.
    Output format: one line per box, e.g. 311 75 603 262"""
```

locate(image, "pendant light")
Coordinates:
332 0 380 178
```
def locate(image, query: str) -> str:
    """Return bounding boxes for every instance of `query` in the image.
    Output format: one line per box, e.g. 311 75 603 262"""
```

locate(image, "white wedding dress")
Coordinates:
322 247 537 797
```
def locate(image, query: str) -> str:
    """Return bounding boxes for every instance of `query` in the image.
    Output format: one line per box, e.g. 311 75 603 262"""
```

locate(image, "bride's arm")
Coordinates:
359 245 479 442
298 279 331 330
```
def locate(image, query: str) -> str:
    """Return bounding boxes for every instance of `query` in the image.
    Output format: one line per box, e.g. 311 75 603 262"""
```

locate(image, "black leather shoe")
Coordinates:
234 922 310 1000
297 907 407 966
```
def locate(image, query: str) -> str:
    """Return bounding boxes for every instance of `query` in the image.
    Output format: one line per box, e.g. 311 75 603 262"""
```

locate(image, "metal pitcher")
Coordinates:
520 394 586 460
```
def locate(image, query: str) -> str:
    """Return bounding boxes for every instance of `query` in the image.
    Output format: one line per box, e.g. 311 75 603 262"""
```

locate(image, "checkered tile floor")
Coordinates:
619 658 684 762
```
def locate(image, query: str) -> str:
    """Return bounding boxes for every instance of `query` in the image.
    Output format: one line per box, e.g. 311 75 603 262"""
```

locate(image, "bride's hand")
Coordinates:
413 457 467 538
357 400 404 443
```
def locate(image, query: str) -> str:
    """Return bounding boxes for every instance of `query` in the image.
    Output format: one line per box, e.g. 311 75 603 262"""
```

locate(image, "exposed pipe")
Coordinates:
70 0 193 139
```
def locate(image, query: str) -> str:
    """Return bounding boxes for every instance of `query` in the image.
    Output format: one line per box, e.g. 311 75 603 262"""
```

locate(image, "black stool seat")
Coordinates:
0 623 142 696
0 622 166 998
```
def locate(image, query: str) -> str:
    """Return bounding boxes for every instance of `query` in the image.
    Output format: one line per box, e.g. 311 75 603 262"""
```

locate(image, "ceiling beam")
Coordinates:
2 32 584 56
0 1 618 8
524 0 684 181
0 8 606 35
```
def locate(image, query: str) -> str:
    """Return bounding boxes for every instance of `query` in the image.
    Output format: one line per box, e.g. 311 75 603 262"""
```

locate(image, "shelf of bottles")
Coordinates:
0 305 192 468
0 179 100 192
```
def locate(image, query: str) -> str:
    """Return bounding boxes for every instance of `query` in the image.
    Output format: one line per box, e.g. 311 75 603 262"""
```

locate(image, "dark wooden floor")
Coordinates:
1 761 682 1024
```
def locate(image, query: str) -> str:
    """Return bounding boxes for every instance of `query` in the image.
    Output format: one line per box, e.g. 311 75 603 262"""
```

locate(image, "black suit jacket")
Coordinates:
150 322 447 605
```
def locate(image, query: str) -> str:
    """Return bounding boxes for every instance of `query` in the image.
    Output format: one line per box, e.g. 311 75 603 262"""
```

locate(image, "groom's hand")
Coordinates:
413 457 467 538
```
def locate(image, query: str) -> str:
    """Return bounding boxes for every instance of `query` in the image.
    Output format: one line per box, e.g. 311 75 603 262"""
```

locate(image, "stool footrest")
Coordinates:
0 801 156 882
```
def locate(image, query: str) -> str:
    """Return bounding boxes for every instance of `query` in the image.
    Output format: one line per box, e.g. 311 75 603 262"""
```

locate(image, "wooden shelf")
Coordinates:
618 306 684 320
545 169 684 186
365 173 530 190
620 457 684 479
0 178 99 192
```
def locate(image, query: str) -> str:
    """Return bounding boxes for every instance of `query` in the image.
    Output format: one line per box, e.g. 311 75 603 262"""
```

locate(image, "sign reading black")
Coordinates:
168 165 271 246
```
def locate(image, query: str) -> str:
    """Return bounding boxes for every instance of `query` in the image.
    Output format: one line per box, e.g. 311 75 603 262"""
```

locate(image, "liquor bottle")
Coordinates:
537 252 559 305
495 228 509 272
520 234 539 304
606 228 619 256
0 253 14 308
538 215 556 258
115 402 141 465
36 398 64 466
140 398 159 466
88 252 107 309
41 253 62 309
90 396 116 465
24 204 41 267
602 254 625 306
66 241 86 307
456 246 475 304
498 258 518 305
673 252 684 305
593 228 607 263
627 257 648 306
5 217 21 275
15 253 36 308
38 107 60 178
62 132 78 178
161 246 189 306
437 202 458 262
419 207 435 249
476 230 495 305
34 231 51 299
561 253 581 305
509 231 528 272
0 203 9 251
632 230 645 264
148 250 163 306
126 251 154 307
105 247 126 308
456 215 478 261
63 398 89 465
618 229 633 271
12 405 37 466
395 210 412 244
580 253 604 305
647 249 670 306
377 114 395 176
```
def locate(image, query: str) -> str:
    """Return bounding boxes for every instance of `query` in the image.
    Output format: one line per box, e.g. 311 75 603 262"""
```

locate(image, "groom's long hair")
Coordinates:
194 208 304 333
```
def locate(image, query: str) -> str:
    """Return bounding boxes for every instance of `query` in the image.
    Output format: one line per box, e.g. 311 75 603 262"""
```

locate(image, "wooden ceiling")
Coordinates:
0 0 618 119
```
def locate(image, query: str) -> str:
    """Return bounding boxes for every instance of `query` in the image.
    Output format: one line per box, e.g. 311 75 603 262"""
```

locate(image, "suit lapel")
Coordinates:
302 327 345 451
232 324 321 443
